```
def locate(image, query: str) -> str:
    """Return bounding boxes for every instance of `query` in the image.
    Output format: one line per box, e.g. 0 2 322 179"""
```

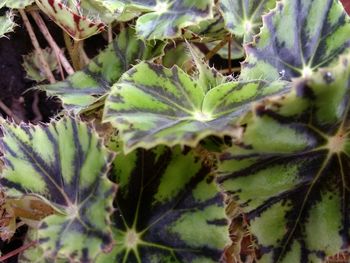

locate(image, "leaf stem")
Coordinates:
30 11 74 76
31 91 42 123
63 32 83 71
0 99 21 123
204 35 231 61
228 35 232 74
108 23 113 43
19 9 56 84
219 67 241 74
0 240 37 261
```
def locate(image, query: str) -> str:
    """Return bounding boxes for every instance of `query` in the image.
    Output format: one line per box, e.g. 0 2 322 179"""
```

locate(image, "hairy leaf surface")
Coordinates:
0 117 116 261
220 0 276 42
35 0 105 40
116 0 215 40
97 141 230 262
38 28 164 113
218 53 350 261
241 0 350 81
0 12 15 38
4 0 34 8
103 61 289 152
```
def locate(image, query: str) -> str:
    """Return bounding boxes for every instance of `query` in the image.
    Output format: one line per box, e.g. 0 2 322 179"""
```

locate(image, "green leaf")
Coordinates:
38 27 165 113
4 0 34 8
18 229 48 263
35 0 105 40
78 0 121 23
97 0 125 13
184 9 228 42
97 140 230 262
162 43 193 71
118 0 215 40
18 228 71 262
0 11 16 38
241 0 350 81
102 1 141 22
103 61 289 152
220 0 276 42
23 47 58 82
0 116 117 261
186 43 226 93
217 53 350 261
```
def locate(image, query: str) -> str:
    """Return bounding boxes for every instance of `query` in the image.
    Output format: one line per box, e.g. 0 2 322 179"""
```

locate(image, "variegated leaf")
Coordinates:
18 229 71 262
187 43 226 94
35 0 105 40
0 11 16 38
218 53 350 261
96 140 230 262
18 229 49 263
0 116 116 261
117 0 215 40
103 61 289 152
220 0 276 42
241 0 350 81
38 27 165 113
184 9 228 42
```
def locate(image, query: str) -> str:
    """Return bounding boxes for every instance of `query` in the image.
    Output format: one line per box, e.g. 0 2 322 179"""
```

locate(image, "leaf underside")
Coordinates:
97 140 230 262
241 0 350 81
218 53 350 262
0 116 116 261
35 0 105 40
103 61 289 152
38 27 165 113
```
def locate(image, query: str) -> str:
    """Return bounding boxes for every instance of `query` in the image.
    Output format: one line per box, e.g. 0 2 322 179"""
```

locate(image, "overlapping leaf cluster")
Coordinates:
1 0 350 262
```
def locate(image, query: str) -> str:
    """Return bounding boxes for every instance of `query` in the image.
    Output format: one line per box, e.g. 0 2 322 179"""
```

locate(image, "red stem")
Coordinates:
0 240 37 261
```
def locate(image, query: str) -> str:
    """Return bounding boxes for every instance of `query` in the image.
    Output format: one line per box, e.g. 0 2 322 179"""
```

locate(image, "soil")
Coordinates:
0 8 62 123
0 8 107 125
